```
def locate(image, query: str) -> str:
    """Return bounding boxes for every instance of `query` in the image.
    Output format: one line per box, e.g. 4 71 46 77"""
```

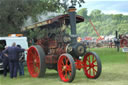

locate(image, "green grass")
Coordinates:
90 48 127 64
0 48 128 85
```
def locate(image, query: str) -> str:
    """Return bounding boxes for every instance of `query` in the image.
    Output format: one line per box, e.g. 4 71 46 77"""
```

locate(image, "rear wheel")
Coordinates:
27 45 46 77
58 53 76 82
83 52 102 79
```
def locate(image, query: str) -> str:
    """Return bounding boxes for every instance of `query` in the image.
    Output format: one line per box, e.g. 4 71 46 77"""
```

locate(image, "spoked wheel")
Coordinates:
58 53 76 82
120 39 128 47
27 45 46 78
83 52 102 79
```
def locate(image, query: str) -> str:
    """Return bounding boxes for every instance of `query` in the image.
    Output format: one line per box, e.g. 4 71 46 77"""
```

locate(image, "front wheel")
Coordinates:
83 52 102 79
58 53 76 82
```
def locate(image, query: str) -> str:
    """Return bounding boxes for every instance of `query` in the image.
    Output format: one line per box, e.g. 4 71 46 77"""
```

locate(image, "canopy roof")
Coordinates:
22 14 84 31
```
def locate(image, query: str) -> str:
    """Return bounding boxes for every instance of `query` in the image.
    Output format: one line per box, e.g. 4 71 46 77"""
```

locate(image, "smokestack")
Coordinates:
116 30 118 39
68 6 77 43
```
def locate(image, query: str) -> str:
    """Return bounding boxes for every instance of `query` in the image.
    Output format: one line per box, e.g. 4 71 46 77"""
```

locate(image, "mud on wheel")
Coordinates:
58 53 76 82
27 45 46 78
83 52 102 79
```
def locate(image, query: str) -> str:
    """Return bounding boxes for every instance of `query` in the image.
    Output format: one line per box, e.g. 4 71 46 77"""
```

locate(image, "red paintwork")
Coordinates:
75 59 85 69
36 38 66 65
85 37 92 40
28 38 99 79
75 53 98 78
27 46 40 77
83 53 98 78
58 55 72 82
89 19 104 43
120 34 128 47
45 55 58 64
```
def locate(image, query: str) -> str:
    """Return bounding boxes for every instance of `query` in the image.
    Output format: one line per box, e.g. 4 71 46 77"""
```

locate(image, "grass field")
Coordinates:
0 48 128 85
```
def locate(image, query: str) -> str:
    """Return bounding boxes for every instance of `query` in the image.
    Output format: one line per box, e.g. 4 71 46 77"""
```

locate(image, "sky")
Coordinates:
76 0 128 15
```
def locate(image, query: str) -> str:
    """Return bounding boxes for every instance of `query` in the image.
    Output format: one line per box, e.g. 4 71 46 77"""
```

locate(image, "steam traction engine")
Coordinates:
22 7 102 82
120 34 128 47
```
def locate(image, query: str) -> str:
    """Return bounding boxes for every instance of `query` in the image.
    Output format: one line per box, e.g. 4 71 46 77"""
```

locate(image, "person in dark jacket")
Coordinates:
17 45 25 76
1 46 9 77
0 52 2 60
3 42 26 78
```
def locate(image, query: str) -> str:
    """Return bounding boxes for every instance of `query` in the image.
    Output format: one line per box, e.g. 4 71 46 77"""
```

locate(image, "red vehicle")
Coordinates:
22 7 102 82
120 34 128 47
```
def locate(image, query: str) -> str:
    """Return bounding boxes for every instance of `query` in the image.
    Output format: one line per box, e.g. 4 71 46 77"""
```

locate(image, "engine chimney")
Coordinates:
68 6 77 43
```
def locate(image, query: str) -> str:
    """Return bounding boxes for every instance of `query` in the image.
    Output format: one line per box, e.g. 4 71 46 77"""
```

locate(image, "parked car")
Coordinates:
0 54 4 71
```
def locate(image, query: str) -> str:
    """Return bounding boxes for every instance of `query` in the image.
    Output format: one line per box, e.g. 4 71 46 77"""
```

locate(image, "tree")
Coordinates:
0 0 60 36
76 8 128 37
0 0 86 37
77 8 88 19
90 9 102 21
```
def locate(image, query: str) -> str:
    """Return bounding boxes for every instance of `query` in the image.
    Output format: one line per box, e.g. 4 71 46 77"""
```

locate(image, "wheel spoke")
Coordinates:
94 64 97 67
65 57 69 65
87 67 91 71
61 60 64 66
66 65 71 71
93 68 95 76
92 59 96 64
64 70 68 79
69 71 71 76
36 63 40 67
89 68 91 75
89 56 90 64
92 56 94 62
86 58 89 63
35 67 40 73
92 67 97 73
33 65 38 72
86 65 89 67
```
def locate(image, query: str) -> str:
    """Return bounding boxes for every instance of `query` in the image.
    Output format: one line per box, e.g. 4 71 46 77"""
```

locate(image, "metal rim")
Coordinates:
27 46 40 77
83 52 101 78
58 54 76 82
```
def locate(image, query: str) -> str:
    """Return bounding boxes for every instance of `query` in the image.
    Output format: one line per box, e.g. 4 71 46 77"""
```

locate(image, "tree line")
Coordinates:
77 8 128 38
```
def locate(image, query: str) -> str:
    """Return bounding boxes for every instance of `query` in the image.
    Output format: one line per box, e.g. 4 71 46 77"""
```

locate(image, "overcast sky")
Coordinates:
76 0 128 15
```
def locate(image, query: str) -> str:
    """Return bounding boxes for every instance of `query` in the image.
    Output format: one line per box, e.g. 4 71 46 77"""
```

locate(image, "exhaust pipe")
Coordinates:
68 6 77 43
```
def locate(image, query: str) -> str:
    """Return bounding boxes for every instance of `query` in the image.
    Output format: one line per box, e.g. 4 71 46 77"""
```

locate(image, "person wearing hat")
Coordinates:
3 42 26 78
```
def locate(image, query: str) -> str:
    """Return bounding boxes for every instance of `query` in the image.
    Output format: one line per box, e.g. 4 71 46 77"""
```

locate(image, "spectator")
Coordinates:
17 45 25 76
109 40 113 48
3 42 26 78
0 52 2 60
2 46 9 77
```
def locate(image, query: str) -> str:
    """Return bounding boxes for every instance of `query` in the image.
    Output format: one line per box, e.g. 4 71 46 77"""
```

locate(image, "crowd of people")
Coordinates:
0 42 26 78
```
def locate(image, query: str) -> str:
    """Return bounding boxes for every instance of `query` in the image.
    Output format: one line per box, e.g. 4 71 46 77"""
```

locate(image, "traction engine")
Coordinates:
22 7 102 82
